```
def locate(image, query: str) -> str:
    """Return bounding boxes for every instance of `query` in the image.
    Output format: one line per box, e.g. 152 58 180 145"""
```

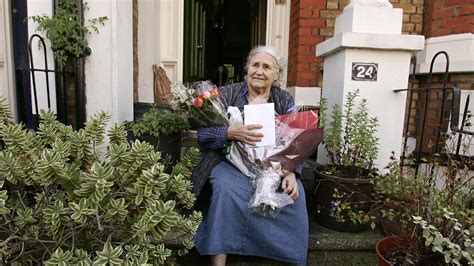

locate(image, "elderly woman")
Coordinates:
192 46 308 265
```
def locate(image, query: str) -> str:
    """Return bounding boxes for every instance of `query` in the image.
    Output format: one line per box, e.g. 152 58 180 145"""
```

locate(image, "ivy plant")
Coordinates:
30 0 108 69
0 101 202 264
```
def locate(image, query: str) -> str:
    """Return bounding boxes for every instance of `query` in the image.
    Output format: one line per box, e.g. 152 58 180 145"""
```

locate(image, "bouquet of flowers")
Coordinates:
172 81 323 217
227 104 323 217
171 81 228 128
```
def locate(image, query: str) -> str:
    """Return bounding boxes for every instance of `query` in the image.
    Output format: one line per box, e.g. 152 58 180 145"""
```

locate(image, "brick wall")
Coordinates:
287 0 325 87
287 0 425 87
423 0 474 38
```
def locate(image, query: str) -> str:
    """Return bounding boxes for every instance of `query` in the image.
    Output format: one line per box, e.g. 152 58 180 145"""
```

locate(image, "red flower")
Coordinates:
194 97 203 108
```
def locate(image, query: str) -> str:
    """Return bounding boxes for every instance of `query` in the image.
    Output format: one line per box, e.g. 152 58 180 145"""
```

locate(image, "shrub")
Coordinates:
0 103 201 264
125 107 189 138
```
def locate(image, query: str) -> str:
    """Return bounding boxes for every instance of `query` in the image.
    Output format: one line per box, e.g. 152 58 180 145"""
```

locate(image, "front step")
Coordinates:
177 160 383 265
177 222 381 265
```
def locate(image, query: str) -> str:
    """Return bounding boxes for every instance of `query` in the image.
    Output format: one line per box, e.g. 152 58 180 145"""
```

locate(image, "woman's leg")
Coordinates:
211 254 227 266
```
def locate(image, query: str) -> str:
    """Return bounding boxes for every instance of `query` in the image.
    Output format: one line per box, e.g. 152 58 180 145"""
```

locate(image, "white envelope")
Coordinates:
244 103 276 147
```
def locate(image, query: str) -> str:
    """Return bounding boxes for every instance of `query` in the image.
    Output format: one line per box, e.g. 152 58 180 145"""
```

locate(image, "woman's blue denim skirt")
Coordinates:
193 160 308 265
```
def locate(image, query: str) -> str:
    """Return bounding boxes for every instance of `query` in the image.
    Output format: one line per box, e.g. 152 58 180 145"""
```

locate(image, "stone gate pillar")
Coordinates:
316 0 425 170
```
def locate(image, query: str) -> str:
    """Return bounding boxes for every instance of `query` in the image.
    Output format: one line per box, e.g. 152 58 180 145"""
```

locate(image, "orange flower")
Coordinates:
210 86 219 97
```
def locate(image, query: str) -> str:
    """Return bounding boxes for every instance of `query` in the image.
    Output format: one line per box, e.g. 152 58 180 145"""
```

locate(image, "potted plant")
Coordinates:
125 106 189 172
333 139 473 265
30 0 108 69
314 89 380 232
0 100 202 264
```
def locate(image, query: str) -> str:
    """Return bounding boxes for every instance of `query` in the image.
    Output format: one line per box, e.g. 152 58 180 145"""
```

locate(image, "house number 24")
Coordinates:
351 63 378 81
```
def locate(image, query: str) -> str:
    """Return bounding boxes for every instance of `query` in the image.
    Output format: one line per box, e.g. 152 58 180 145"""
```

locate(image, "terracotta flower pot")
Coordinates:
376 235 411 266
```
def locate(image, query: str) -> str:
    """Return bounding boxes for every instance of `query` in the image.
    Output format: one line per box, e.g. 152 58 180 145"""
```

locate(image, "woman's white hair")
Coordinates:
245 46 285 87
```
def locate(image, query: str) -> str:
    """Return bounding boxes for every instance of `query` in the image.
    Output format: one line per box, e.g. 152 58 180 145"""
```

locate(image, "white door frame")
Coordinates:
266 0 291 88
1 0 17 119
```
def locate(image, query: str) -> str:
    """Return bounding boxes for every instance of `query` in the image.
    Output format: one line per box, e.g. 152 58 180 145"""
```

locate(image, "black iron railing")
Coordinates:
27 34 86 129
395 51 473 175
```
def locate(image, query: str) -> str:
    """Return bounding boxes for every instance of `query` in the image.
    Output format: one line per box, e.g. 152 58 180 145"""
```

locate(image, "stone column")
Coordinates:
316 1 424 170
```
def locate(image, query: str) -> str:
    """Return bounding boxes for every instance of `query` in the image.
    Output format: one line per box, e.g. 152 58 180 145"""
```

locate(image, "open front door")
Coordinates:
183 0 267 86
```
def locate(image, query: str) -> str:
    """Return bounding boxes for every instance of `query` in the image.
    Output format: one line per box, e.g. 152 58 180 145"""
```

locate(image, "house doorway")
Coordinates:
183 0 267 86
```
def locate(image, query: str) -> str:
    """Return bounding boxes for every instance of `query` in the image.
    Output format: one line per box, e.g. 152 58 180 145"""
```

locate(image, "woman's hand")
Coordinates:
227 124 263 146
281 172 299 200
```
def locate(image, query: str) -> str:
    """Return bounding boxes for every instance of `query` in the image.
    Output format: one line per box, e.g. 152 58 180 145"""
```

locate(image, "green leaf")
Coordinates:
45 248 73 266
94 242 123 265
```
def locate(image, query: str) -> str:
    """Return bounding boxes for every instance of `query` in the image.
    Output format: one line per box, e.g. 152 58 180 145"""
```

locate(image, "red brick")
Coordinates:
443 15 473 27
298 45 311 54
453 23 474 35
297 54 316 62
300 9 313 18
432 7 456 19
298 27 312 36
431 27 453 37
311 9 322 18
298 72 317 80
310 63 319 70
444 0 470 8
300 19 325 27
300 0 326 9
459 5 474 16
298 63 309 70
300 36 319 45
297 79 316 87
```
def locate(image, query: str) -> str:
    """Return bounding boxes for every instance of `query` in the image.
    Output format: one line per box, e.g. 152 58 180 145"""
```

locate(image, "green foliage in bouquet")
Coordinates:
30 0 107 69
171 82 229 128
125 107 189 137
319 89 379 178
0 102 202 264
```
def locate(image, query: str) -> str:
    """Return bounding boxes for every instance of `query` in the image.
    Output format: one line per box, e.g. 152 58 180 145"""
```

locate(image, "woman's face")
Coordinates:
246 52 279 92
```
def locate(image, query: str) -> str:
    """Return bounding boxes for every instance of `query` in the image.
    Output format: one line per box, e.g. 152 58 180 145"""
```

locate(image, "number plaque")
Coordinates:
352 63 378 81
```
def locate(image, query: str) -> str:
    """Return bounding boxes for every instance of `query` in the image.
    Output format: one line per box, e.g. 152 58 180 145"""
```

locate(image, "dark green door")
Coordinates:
183 0 206 82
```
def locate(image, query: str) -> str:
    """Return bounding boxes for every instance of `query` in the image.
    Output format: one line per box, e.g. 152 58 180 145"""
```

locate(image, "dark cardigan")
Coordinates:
191 81 295 198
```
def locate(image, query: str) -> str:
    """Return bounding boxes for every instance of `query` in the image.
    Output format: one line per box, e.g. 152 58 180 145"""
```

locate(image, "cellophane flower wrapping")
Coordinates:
171 81 229 128
172 81 323 217
228 102 323 217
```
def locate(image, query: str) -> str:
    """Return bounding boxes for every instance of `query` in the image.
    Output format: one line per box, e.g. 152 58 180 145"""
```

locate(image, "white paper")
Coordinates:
244 103 275 147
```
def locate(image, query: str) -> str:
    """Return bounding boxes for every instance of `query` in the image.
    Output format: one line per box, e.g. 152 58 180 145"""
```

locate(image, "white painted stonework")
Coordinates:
336 6 401 35
416 33 474 74
316 2 425 171
286 86 321 106
0 0 16 119
344 0 392 10
137 0 183 103
85 0 133 125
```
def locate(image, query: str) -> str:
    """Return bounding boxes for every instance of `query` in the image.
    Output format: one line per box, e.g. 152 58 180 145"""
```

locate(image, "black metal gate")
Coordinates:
395 51 473 173
27 34 85 129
